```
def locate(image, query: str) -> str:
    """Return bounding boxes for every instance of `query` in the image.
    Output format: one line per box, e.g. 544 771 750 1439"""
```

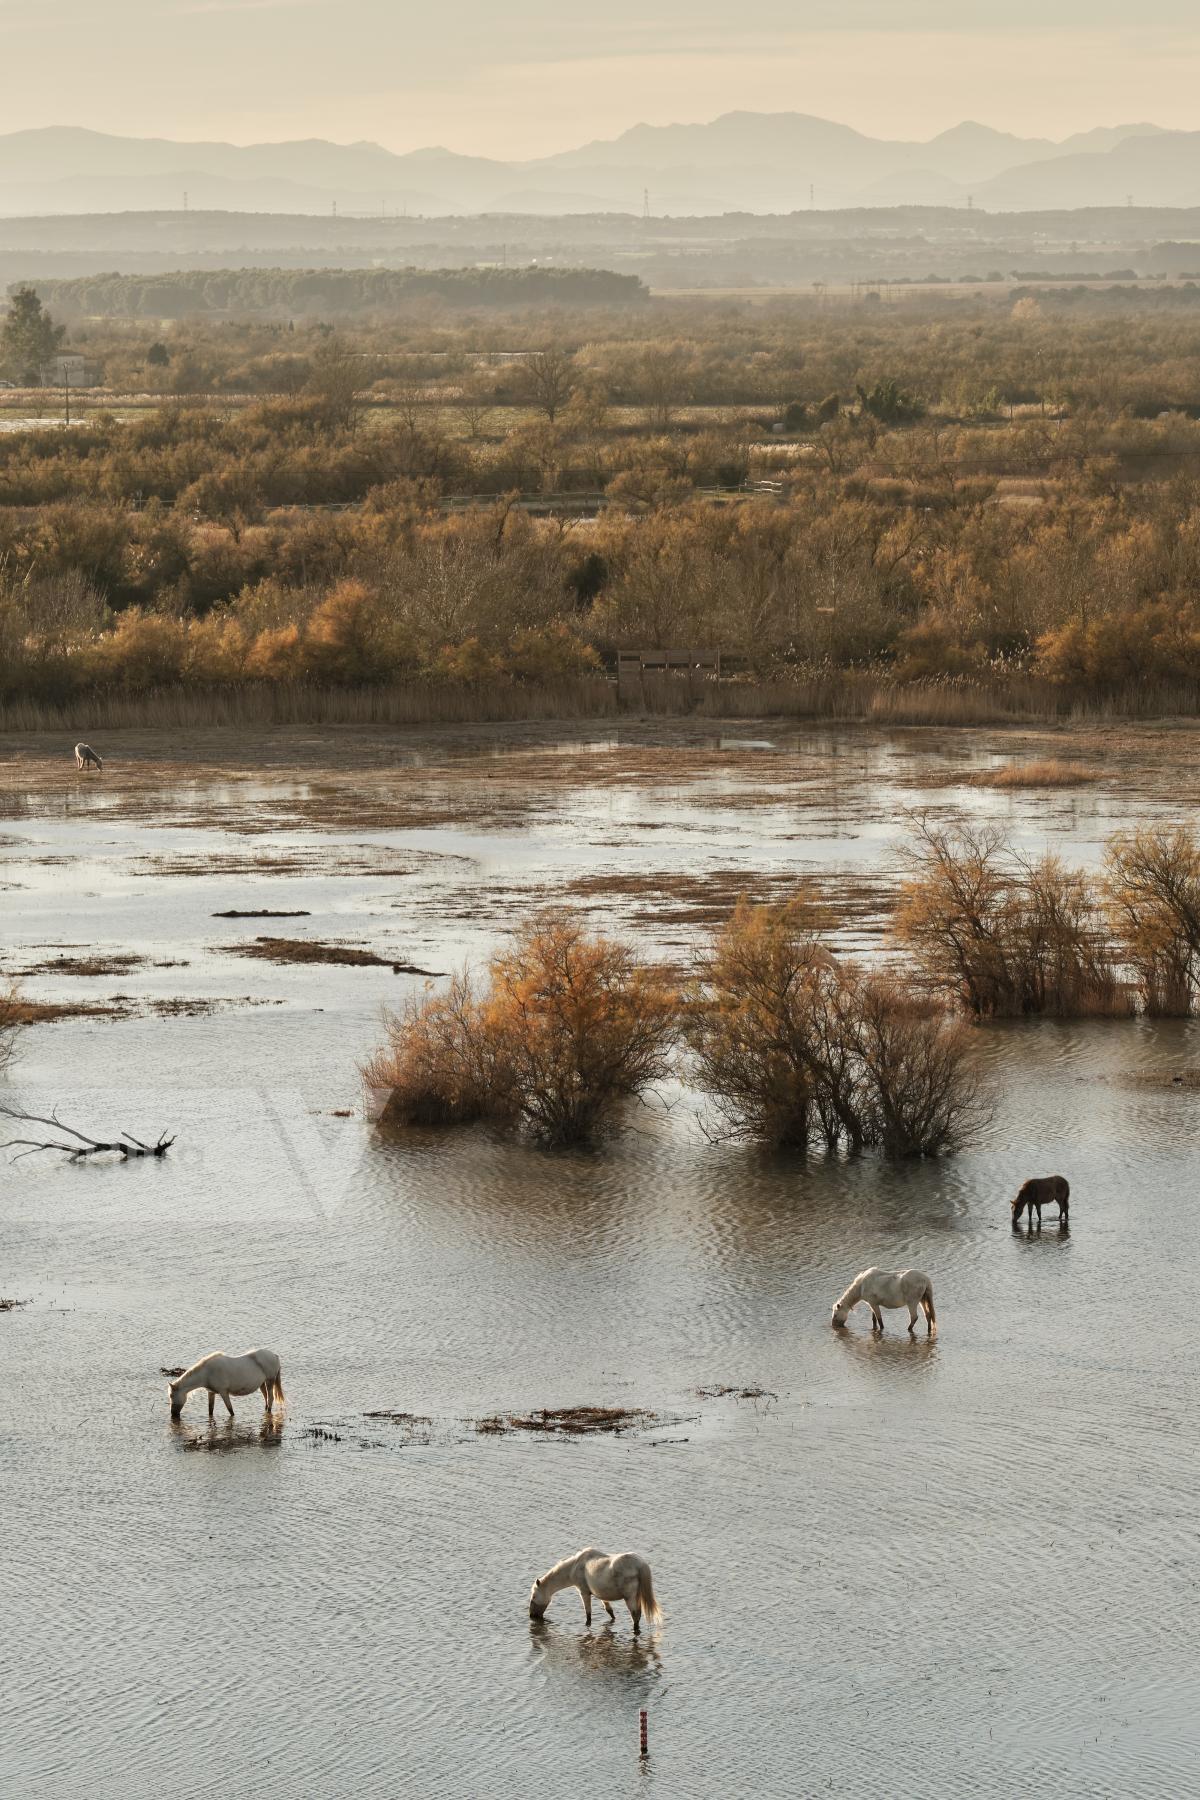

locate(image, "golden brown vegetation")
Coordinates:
9 302 1200 720
1103 826 1200 1015
685 896 986 1154
363 915 678 1144
973 758 1099 788
894 819 1128 1018
895 816 1200 1018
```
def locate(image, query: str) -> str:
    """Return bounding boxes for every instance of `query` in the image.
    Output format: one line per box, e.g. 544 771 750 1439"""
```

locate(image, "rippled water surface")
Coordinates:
4 723 1200 1797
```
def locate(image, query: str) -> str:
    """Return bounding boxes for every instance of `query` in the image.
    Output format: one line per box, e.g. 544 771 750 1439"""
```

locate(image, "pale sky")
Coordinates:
3 0 1200 155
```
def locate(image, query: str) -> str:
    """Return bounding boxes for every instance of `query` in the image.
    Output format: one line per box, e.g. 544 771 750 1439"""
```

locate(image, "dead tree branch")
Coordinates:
0 1106 175 1162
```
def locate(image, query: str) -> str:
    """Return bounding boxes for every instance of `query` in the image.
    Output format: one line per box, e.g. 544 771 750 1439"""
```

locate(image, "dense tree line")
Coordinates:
26 266 647 320
6 295 1200 706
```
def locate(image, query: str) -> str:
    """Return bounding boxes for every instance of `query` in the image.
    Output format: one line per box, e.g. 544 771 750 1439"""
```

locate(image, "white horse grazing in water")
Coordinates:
74 742 102 770
168 1348 284 1420
529 1548 661 1633
832 1267 936 1335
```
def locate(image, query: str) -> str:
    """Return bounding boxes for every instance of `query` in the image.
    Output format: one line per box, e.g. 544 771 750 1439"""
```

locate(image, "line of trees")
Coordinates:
10 299 1200 703
13 470 1200 701
26 266 648 320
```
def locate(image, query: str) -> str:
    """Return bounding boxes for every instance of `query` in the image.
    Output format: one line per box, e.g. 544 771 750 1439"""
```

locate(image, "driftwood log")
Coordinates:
0 1106 175 1161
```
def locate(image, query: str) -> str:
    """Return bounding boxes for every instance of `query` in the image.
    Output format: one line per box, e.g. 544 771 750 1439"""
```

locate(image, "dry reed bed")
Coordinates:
971 759 1101 788
7 671 1200 737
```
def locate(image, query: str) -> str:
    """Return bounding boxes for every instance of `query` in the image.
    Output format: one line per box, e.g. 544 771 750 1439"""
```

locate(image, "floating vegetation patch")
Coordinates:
213 909 312 919
694 1383 778 1403
473 1405 658 1437
228 936 438 974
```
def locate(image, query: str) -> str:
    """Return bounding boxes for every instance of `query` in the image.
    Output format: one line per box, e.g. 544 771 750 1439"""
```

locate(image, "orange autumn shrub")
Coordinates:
364 916 678 1145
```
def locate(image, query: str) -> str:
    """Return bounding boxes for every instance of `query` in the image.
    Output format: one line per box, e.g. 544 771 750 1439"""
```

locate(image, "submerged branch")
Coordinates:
0 1106 175 1161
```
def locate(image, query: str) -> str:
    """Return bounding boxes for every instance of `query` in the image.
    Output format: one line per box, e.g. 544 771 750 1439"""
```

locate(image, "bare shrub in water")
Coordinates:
850 974 987 1156
364 917 678 1145
685 897 865 1150
894 818 1124 1017
1104 826 1200 1015
362 973 503 1128
893 820 1016 1015
687 898 985 1155
0 981 26 1073
1009 851 1130 1017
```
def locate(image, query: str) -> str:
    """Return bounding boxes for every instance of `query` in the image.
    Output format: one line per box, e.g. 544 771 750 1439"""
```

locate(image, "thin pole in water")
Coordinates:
639 1708 648 1759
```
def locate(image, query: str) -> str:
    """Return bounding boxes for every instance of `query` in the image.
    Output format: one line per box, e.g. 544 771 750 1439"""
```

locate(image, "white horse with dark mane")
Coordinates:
529 1548 661 1632
168 1348 284 1420
832 1267 936 1335
74 743 102 770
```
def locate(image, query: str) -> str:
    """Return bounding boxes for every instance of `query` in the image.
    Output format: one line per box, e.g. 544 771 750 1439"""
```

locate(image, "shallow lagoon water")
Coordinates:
4 724 1200 1797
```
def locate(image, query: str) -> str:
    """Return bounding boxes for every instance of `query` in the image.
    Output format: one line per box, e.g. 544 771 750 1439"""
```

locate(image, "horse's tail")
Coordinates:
270 1365 285 1404
924 1282 936 1325
638 1564 662 1627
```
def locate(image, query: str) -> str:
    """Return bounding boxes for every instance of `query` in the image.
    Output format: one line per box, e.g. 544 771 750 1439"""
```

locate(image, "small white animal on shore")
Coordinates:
529 1548 661 1632
832 1267 936 1335
168 1348 284 1421
74 743 102 770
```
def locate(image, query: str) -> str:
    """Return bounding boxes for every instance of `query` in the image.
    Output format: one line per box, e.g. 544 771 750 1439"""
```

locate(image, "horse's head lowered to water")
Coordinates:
529 1575 550 1620
831 1276 862 1327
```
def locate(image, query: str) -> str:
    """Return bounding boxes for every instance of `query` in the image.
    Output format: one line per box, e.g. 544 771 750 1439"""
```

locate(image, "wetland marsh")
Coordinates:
4 719 1200 1797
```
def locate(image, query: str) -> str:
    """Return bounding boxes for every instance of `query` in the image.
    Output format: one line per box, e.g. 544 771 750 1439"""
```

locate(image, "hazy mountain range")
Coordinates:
2 116 1198 216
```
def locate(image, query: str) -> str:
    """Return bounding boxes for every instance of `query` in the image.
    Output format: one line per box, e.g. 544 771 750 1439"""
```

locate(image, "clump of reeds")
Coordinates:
473 1406 653 1436
231 936 398 968
973 758 1099 788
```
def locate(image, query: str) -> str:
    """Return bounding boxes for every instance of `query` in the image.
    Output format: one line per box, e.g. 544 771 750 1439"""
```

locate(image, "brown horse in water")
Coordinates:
1012 1175 1069 1228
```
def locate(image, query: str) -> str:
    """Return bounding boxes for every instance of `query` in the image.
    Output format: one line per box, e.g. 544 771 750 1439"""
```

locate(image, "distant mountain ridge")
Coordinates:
0 117 1184 217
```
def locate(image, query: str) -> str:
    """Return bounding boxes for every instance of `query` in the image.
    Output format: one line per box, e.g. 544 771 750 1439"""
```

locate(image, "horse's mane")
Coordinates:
833 1274 864 1311
174 1350 219 1382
